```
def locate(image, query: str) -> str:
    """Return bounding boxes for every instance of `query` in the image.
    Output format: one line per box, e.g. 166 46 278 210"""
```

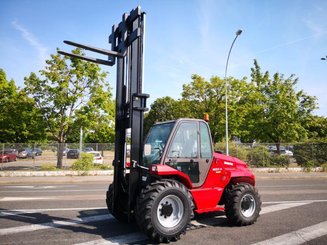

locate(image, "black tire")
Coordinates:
225 183 261 226
106 184 128 222
136 179 194 243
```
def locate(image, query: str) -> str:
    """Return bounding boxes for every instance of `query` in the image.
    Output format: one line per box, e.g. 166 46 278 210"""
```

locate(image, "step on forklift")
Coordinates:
59 6 261 243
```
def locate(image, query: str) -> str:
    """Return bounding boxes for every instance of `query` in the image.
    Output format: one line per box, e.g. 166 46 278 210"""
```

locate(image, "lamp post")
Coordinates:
225 29 242 156
79 127 83 157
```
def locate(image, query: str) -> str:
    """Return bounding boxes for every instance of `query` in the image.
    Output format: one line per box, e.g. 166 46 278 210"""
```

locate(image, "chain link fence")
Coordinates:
1 142 326 170
215 142 327 168
0 143 115 170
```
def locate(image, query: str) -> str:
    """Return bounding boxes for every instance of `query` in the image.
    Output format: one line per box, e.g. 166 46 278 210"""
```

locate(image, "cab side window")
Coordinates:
200 122 212 158
168 122 198 158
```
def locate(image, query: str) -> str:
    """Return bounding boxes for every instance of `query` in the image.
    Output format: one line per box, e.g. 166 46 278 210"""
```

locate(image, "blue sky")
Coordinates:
1 0 327 116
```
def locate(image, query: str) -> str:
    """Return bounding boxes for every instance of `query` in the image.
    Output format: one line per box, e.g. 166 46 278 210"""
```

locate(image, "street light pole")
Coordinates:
79 127 83 157
225 29 242 156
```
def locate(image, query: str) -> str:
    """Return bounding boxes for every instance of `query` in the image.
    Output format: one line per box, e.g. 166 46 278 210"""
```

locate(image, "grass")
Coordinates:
40 164 58 171
321 163 327 172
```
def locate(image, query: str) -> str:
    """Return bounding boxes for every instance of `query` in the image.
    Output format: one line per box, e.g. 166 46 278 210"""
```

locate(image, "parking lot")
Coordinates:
0 150 115 170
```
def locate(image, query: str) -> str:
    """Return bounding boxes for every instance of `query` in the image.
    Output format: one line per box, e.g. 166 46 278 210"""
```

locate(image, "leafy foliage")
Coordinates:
145 60 319 149
306 116 327 139
214 142 249 161
71 152 94 171
144 96 191 135
24 48 114 168
293 142 327 167
0 69 45 143
248 60 317 150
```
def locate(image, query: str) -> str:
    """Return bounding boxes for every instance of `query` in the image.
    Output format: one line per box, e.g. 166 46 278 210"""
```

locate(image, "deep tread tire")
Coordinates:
225 183 261 226
136 179 194 243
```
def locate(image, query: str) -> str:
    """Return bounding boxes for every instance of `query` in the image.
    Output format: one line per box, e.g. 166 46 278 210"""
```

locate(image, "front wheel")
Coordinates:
225 183 261 226
135 179 194 243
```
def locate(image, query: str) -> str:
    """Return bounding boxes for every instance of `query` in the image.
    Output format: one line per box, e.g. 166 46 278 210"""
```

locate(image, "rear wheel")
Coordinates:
225 183 261 226
136 179 194 243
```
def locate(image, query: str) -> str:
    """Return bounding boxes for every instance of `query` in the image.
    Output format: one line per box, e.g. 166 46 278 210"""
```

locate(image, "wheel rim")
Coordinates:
157 195 184 228
240 193 256 218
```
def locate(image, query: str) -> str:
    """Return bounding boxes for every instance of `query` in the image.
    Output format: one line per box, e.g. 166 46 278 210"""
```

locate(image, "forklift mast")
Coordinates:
110 7 149 221
59 6 148 221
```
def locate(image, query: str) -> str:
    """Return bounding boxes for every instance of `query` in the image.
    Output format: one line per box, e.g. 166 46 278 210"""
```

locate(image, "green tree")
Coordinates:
0 69 45 143
248 60 317 152
182 75 225 142
144 96 189 134
145 60 318 148
181 74 250 143
24 49 114 168
306 115 327 139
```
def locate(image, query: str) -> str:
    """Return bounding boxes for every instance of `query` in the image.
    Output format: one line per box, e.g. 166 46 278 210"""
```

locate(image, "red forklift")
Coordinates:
60 6 261 243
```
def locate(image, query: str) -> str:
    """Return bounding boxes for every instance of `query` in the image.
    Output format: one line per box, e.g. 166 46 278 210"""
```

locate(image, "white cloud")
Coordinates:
303 19 325 37
11 20 48 65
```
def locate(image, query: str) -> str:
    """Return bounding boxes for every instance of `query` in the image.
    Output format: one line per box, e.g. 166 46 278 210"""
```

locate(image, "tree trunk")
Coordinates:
57 142 64 169
276 142 281 155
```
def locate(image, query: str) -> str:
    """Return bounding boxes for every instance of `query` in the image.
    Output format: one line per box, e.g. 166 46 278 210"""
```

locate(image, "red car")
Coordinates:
0 149 17 163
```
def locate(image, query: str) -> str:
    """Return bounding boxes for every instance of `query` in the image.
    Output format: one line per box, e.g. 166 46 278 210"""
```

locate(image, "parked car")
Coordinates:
17 148 35 158
32 148 43 156
3 148 17 155
84 147 94 152
63 148 69 156
67 149 80 159
87 151 104 164
57 148 69 156
0 149 17 163
280 149 294 157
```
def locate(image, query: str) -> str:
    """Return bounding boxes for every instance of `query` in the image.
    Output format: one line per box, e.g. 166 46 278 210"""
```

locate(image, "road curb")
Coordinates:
0 168 324 177
250 167 322 173
0 170 113 177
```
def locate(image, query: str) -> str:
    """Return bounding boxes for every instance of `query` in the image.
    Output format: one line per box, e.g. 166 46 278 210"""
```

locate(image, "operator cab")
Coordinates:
143 118 213 187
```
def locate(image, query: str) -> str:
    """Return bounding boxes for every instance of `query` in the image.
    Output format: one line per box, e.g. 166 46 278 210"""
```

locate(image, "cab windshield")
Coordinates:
142 122 175 167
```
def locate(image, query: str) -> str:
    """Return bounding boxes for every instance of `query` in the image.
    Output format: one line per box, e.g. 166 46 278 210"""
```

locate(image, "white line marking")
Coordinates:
258 184 327 188
4 185 76 189
5 185 35 188
0 195 103 202
0 197 54 201
0 199 322 242
263 199 327 204
252 221 327 245
260 202 309 215
0 214 112 236
0 207 106 217
0 211 37 220
74 232 148 245
189 201 313 228
2 199 325 217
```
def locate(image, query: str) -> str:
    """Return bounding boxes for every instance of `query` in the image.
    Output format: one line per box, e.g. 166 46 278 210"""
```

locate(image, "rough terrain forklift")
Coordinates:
59 6 261 243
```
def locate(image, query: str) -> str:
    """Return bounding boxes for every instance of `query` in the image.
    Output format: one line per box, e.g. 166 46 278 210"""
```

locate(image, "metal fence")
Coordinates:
214 142 327 168
1 142 326 170
0 143 115 170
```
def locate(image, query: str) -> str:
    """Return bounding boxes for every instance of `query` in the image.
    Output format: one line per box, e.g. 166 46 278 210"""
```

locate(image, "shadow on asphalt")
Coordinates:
0 207 234 244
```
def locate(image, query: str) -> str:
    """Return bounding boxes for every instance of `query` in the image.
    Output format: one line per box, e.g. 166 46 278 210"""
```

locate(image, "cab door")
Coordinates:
164 120 213 187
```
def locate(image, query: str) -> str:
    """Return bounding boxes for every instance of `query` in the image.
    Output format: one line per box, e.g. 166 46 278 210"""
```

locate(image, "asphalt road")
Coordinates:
0 174 327 244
